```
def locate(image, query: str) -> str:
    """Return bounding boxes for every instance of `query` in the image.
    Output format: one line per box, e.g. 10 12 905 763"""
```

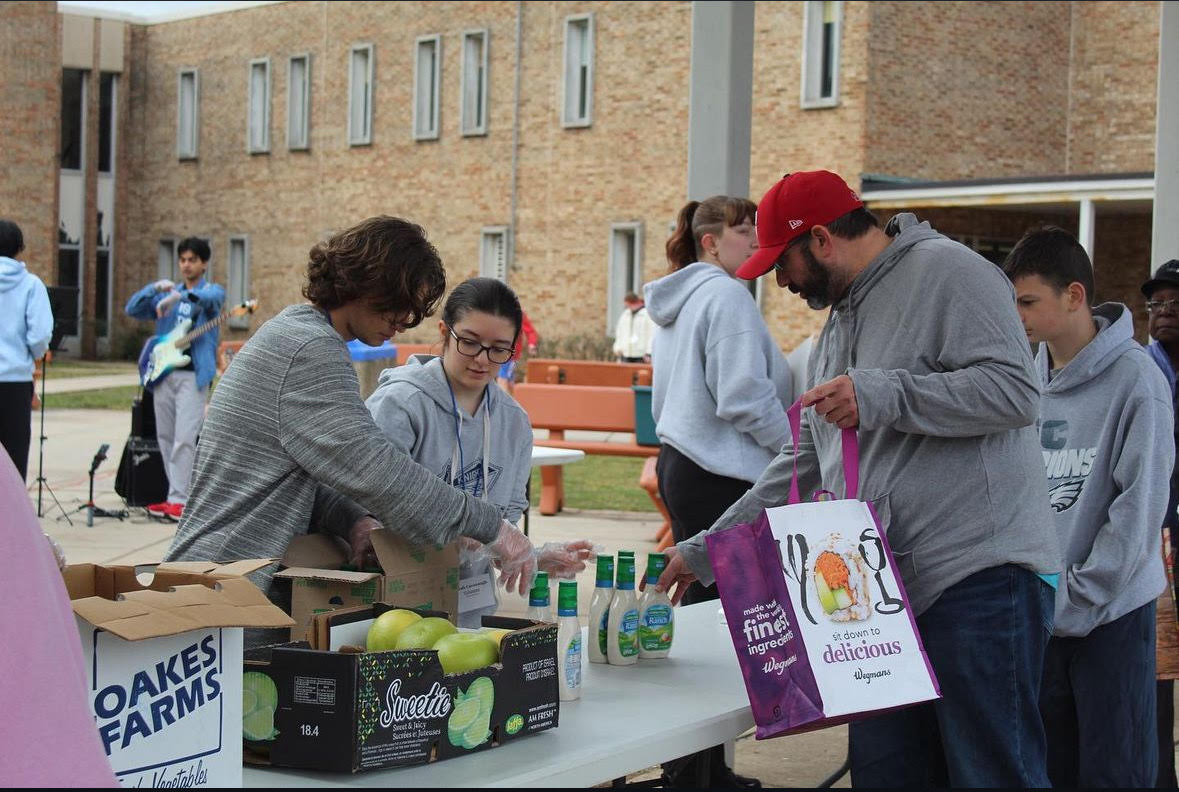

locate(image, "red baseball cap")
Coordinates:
736 170 864 280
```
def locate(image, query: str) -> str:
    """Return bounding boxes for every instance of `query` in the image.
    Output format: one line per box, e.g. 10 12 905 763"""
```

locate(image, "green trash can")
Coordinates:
632 385 659 446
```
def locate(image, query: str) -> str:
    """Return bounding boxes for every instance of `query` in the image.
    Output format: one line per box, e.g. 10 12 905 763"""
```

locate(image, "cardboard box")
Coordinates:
63 561 295 787
274 530 460 641
243 603 559 773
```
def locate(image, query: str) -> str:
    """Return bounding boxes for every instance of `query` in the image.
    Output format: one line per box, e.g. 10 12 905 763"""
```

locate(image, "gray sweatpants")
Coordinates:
153 370 205 504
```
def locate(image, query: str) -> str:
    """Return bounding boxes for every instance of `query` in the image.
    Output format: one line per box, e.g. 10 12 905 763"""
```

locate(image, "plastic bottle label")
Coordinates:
564 635 582 689
598 610 609 657
618 609 639 657
639 605 674 651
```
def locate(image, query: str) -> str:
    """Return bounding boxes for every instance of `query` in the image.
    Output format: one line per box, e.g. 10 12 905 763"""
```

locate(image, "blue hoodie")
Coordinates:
644 262 793 483
1035 304 1173 637
0 257 53 382
125 278 224 389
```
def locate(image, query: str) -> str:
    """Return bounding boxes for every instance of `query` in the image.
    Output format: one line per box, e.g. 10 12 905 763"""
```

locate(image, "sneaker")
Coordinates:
163 502 184 522
146 502 169 517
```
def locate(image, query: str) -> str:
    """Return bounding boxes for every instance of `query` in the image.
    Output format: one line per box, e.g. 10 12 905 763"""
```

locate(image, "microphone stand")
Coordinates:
35 350 72 525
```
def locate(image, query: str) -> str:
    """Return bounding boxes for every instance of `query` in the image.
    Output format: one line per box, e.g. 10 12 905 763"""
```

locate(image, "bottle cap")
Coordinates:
557 580 578 615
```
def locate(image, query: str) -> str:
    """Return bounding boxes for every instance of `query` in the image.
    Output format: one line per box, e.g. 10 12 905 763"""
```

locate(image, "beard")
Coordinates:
798 243 836 310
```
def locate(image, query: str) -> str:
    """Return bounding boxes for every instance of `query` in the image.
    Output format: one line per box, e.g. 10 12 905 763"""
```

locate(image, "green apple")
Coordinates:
435 633 500 674
481 628 512 651
393 616 458 650
366 608 423 652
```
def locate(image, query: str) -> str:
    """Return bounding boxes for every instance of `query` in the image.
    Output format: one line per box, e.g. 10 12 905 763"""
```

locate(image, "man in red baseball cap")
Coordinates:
654 170 1061 786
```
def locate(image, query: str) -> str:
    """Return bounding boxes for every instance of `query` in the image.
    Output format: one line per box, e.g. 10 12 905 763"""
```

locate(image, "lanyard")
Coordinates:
447 383 491 502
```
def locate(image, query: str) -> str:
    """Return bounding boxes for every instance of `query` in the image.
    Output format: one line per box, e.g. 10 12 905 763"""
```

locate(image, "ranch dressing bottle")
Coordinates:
525 571 552 622
556 581 582 701
638 553 674 659
607 553 639 665
587 554 614 664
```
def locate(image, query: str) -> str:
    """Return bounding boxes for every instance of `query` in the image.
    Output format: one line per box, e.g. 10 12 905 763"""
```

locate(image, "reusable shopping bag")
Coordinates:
706 401 940 739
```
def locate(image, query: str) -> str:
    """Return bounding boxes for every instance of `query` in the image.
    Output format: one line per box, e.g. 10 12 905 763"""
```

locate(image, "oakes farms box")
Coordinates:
274 530 460 641
62 561 295 787
243 603 559 773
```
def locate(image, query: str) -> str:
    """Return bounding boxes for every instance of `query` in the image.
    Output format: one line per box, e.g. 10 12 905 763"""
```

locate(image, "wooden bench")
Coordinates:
526 358 652 387
513 383 664 519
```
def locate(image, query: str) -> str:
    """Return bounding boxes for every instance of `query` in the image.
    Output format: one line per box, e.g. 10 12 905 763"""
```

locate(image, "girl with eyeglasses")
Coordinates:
366 277 590 627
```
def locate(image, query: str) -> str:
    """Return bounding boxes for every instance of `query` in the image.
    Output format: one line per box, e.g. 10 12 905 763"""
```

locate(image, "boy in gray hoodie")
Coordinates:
651 171 1062 787
1004 227 1173 788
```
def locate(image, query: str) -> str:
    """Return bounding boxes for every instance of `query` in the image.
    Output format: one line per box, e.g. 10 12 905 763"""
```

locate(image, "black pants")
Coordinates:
657 444 759 788
656 443 753 605
0 381 33 481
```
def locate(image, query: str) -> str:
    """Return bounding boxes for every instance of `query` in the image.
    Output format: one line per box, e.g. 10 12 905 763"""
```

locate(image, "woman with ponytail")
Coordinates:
644 196 789 788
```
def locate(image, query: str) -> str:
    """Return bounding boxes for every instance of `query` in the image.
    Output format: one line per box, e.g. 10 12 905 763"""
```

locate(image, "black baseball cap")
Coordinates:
1142 259 1179 297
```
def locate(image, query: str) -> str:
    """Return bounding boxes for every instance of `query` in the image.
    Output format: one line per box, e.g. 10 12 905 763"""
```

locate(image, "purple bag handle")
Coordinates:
786 398 860 504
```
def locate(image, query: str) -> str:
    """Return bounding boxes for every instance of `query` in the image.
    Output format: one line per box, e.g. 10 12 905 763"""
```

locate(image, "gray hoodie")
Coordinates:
1034 303 1173 637
365 355 534 628
365 355 533 524
644 262 793 483
680 214 1063 617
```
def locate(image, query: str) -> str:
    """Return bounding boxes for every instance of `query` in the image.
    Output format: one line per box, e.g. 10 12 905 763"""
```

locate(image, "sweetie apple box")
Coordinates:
241 602 559 773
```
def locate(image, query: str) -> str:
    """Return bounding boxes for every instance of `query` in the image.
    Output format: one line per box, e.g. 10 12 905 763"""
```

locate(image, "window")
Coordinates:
348 44 373 145
248 58 270 153
227 236 251 328
607 223 643 335
461 29 488 136
480 227 509 281
98 73 116 173
96 250 111 338
414 35 441 140
177 69 199 158
158 239 178 282
562 14 594 127
61 68 86 170
801 1 841 108
288 54 311 150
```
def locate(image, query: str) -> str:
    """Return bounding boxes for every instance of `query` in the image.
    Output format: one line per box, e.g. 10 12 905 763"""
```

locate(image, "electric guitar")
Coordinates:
138 300 258 389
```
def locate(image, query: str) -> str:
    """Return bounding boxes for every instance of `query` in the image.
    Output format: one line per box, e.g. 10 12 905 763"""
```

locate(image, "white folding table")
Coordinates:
243 601 753 788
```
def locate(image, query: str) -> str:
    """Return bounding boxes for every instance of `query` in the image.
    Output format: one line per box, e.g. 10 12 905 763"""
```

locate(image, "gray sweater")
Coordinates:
1035 304 1173 637
679 214 1063 616
165 305 503 602
644 262 793 483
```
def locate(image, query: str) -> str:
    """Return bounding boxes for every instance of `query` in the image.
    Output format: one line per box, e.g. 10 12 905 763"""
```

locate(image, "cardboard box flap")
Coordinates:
280 533 350 569
153 558 275 578
371 529 458 573
71 576 294 640
274 566 381 584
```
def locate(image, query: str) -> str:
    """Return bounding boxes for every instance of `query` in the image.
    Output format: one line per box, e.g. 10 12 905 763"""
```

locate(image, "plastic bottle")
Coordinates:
525 571 552 622
556 581 582 701
638 553 674 659
587 554 614 664
607 553 639 665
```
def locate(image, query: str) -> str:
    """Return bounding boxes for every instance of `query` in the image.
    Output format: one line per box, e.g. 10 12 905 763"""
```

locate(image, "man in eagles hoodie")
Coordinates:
1003 227 1173 788
651 171 1063 787
0 219 53 481
366 353 533 627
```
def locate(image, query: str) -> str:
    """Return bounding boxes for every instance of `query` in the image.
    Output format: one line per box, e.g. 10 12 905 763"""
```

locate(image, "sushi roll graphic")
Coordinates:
810 534 872 622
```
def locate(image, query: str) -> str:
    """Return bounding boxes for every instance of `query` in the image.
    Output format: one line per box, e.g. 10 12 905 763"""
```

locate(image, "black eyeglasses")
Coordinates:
447 326 515 364
1147 299 1179 314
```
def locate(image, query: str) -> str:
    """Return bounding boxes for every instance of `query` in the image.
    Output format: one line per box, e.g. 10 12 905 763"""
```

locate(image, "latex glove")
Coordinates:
153 279 176 292
536 539 594 579
156 290 182 318
45 533 66 571
347 515 382 570
639 546 697 605
486 520 537 596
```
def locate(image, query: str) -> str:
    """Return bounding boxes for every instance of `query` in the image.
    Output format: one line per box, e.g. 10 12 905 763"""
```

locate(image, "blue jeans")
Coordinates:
849 564 1054 787
1040 599 1157 787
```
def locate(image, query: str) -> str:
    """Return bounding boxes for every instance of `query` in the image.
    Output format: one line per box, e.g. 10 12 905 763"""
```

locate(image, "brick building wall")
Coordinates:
1066 0 1159 174
862 1 1071 181
0 1 59 282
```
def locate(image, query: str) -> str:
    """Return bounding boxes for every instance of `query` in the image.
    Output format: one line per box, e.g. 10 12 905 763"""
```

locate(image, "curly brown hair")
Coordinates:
303 216 446 328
